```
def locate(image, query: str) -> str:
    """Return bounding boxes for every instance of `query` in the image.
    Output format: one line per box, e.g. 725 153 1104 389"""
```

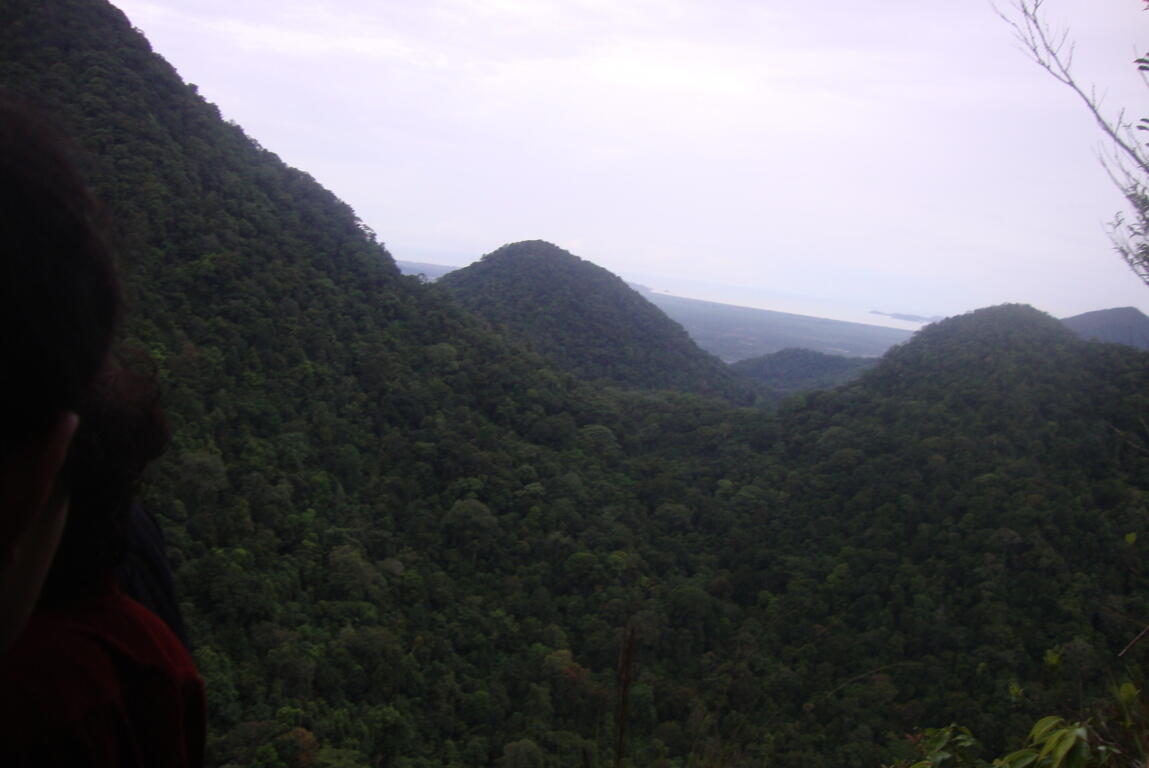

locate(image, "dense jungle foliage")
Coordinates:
3 2 1149 767
439 241 753 402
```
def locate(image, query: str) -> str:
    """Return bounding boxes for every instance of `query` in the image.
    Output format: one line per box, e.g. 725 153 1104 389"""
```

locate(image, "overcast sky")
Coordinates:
112 0 1147 327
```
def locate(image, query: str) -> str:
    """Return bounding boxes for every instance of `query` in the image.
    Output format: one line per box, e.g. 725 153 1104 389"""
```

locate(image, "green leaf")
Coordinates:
1048 727 1084 768
1064 737 1090 768
995 748 1037 768
1030 716 1065 745
1037 729 1068 762
1125 532 1137 545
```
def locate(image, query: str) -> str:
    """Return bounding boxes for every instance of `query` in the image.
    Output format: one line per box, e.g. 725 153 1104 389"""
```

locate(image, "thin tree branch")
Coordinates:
1119 623 1149 658
994 0 1149 175
994 0 1149 286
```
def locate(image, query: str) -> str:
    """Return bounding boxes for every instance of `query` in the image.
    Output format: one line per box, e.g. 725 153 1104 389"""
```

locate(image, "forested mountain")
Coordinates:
711 304 1149 763
4 3 1149 768
730 347 877 395
439 241 753 401
1062 306 1149 350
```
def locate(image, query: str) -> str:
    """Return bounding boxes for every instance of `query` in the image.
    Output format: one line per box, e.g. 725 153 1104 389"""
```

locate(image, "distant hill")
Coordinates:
1061 306 1149 350
731 348 876 395
642 291 913 361
863 303 1092 401
439 240 753 400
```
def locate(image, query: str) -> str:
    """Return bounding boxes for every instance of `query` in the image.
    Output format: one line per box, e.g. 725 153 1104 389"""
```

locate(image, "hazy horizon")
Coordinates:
394 250 1141 331
115 0 1149 322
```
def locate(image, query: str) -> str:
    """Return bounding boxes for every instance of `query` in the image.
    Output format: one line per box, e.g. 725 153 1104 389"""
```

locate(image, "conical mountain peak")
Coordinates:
441 241 752 400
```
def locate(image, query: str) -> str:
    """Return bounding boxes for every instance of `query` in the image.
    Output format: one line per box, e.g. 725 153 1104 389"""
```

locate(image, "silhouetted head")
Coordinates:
0 94 121 456
0 93 122 651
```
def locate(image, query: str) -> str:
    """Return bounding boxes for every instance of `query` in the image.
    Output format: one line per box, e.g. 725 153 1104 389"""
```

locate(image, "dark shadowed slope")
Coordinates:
730 347 876 395
439 240 754 400
1061 306 1149 350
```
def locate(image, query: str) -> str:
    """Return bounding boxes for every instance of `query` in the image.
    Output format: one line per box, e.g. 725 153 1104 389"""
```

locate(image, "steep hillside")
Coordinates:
0 2 677 763
439 240 753 400
6 3 1149 767
730 347 876 395
1062 306 1149 350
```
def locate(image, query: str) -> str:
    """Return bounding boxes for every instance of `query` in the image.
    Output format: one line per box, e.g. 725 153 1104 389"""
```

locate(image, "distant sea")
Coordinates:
621 271 933 330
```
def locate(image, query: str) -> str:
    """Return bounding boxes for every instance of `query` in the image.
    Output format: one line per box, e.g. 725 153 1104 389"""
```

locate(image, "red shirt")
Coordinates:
0 585 205 767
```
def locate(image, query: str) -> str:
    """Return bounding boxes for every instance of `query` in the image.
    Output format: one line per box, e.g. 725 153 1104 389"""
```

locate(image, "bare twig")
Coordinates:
994 0 1149 285
994 0 1148 173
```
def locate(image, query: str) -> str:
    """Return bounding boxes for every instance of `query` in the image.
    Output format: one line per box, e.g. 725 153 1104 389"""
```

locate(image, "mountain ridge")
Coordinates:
1061 306 1149 350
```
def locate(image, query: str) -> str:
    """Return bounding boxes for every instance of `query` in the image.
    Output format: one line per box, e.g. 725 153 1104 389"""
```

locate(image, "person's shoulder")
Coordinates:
95 588 200 679
0 596 121 718
0 586 204 759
